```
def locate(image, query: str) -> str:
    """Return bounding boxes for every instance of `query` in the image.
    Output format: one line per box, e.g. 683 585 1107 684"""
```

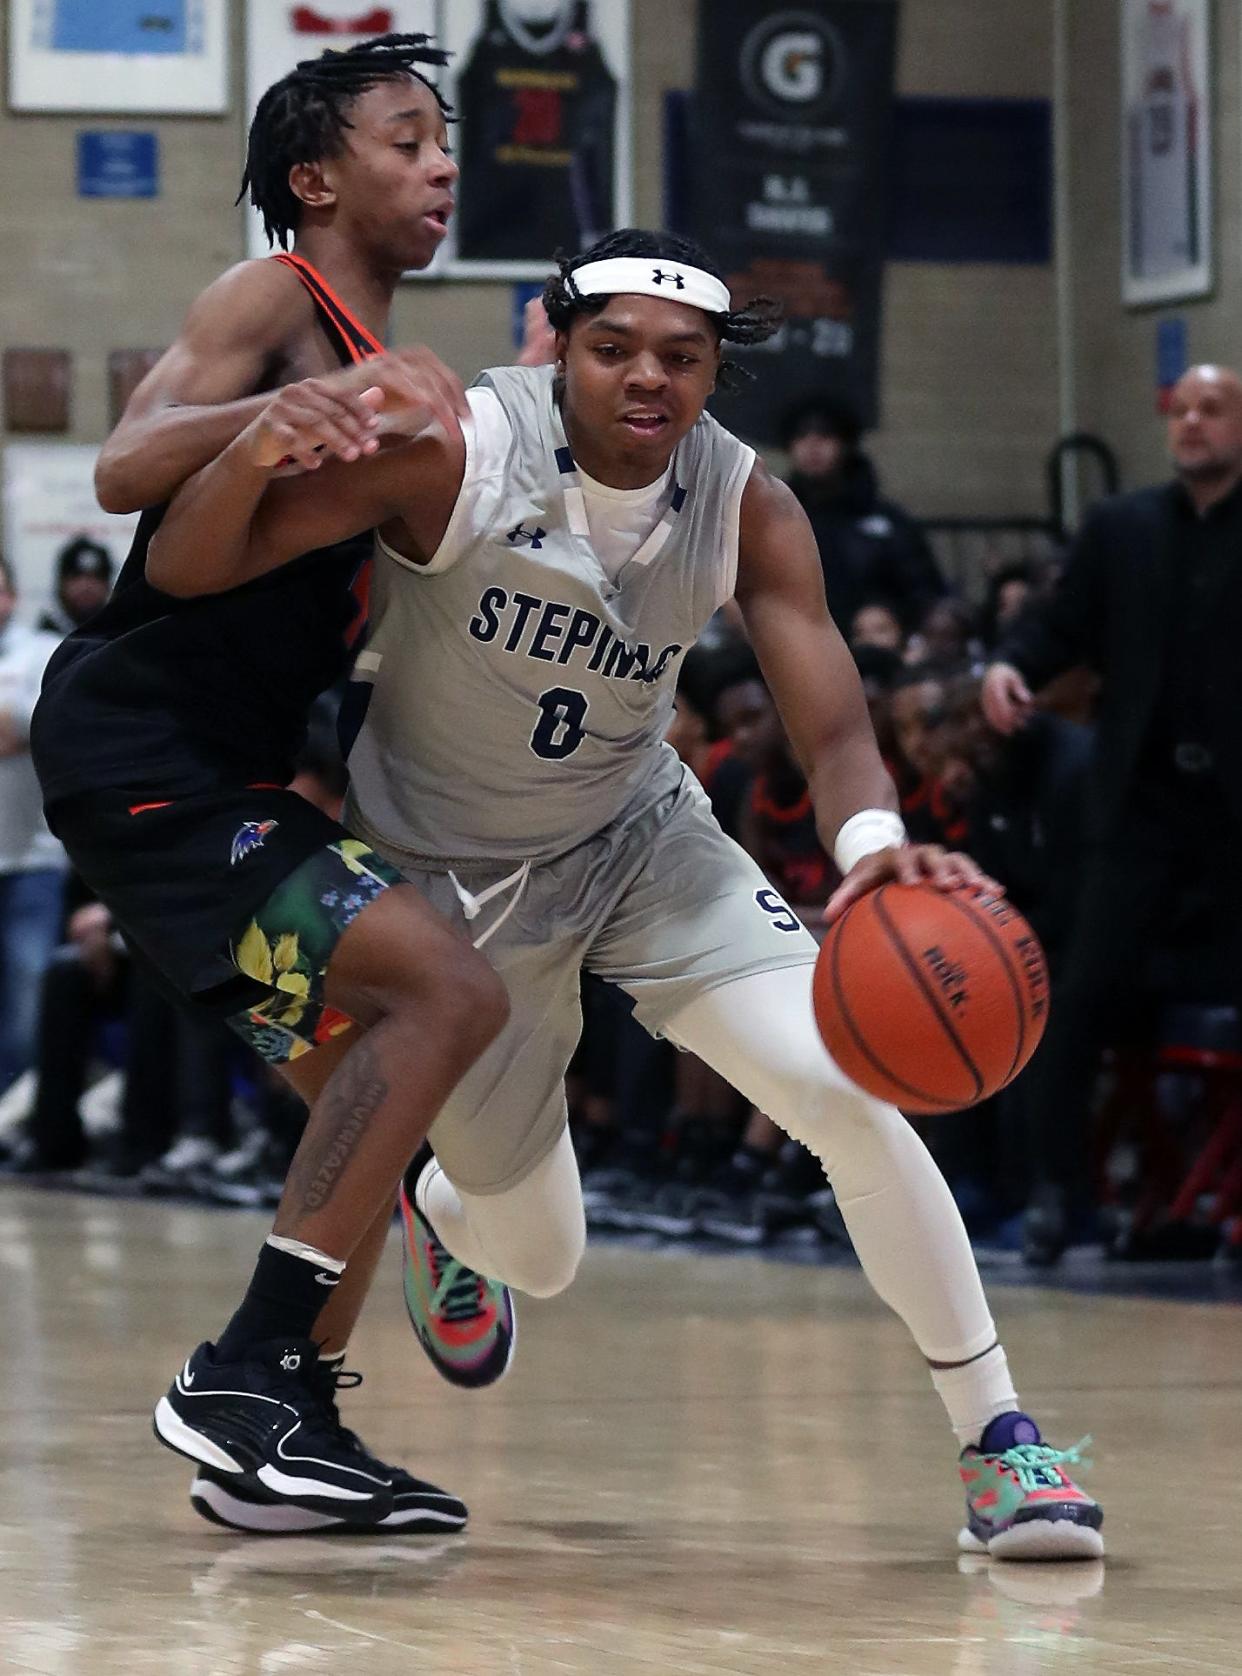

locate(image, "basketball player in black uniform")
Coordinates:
32 36 507 1536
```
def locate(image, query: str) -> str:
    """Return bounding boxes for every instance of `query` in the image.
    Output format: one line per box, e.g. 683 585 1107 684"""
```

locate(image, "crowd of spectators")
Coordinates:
3 374 1238 1270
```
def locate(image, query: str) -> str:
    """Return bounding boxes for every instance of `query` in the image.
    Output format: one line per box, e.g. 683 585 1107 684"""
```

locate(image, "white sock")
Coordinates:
265 1233 346 1273
930 1344 1020 1448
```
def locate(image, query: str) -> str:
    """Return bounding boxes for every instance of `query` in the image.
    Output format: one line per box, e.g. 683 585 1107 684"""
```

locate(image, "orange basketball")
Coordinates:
813 884 1049 1113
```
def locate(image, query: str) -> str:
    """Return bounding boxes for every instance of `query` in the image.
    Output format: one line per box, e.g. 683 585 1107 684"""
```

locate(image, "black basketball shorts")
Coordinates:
48 785 402 1065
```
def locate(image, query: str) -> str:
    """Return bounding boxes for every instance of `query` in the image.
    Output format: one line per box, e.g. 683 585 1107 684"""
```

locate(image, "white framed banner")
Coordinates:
8 0 228 114
430 0 632 281
244 0 439 259
1121 0 1213 305
2 446 139 629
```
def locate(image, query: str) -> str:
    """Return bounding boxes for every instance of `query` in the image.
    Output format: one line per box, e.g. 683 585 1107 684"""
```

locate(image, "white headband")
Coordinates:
569 256 732 317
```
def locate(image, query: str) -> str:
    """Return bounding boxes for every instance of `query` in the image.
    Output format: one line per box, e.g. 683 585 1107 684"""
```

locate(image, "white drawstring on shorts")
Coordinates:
449 860 531 950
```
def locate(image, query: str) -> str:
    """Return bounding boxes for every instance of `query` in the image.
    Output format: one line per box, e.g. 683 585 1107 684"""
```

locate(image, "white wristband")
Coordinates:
833 808 907 874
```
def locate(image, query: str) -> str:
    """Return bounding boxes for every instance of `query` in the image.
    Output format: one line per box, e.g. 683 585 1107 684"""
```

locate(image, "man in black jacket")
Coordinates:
782 397 947 632
983 363 1242 1264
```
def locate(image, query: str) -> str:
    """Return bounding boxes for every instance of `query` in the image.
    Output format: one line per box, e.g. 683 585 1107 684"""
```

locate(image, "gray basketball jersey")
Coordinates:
345 363 755 863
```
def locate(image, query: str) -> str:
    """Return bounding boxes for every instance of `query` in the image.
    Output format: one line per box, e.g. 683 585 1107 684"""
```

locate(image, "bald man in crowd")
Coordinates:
984 365 1242 1264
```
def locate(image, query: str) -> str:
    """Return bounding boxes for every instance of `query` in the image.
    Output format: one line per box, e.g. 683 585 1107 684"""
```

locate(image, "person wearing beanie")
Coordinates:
782 396 948 634
37 536 115 637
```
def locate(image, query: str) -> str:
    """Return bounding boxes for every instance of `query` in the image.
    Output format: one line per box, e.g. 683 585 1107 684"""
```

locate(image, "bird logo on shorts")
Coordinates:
230 820 279 866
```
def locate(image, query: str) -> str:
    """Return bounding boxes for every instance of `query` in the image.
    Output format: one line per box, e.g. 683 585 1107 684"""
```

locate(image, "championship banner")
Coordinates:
687 0 898 443
244 0 438 259
434 0 632 279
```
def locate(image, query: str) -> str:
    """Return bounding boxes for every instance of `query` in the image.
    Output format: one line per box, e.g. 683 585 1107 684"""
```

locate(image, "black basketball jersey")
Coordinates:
32 256 383 805
456 0 616 261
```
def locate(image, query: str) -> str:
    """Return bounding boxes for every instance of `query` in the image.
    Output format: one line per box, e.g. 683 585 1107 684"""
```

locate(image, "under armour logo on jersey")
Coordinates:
651 267 685 289
506 522 547 549
230 820 278 865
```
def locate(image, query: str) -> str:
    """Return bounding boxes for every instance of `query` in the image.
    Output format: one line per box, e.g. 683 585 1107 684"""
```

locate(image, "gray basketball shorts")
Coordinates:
358 767 819 1196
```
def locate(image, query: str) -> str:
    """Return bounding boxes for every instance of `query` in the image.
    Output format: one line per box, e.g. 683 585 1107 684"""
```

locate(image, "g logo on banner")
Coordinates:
740 11 844 120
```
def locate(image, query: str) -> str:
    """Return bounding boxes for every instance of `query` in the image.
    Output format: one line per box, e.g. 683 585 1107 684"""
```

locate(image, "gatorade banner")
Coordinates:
10 0 227 111
687 0 898 443
244 0 438 257
434 0 632 279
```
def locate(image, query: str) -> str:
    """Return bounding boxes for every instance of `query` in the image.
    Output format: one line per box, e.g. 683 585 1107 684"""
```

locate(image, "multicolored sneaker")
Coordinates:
399 1164 516 1389
958 1412 1103 1560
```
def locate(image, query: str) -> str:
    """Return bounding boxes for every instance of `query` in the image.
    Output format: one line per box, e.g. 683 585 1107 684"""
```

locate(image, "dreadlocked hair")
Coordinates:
240 33 452 250
541 229 782 388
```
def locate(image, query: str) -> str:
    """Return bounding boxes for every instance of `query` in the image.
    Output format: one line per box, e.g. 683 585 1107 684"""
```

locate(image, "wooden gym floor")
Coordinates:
1 1184 1240 1675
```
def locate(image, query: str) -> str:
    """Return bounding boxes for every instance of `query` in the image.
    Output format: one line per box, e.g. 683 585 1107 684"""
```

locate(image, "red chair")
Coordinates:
1094 1006 1242 1253
1160 1007 1242 1244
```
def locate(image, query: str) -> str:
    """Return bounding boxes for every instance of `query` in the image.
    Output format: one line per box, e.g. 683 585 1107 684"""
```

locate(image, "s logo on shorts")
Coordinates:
755 888 802 934
231 820 279 865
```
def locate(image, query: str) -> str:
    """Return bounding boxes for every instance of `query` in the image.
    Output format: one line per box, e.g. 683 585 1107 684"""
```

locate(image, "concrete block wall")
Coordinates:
7 0 1155 524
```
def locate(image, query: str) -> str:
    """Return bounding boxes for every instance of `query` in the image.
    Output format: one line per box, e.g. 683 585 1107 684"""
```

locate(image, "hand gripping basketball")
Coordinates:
824 841 999 926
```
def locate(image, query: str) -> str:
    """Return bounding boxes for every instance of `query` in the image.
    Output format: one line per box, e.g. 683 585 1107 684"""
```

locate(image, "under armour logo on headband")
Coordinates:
570 256 732 315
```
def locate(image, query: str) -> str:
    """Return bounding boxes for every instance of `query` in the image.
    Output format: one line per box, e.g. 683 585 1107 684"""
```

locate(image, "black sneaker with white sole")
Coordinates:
189 1461 467 1534
187 1358 468 1535
154 1339 393 1522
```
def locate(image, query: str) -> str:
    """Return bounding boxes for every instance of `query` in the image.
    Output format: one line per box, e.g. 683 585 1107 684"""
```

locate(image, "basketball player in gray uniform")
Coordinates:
147 229 1103 1562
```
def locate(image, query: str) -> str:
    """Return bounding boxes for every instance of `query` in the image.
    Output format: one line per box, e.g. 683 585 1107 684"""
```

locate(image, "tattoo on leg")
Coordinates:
285 1038 388 1215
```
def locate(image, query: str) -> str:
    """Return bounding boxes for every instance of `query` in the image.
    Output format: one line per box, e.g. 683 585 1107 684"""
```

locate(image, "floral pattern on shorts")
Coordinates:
225 838 401 1063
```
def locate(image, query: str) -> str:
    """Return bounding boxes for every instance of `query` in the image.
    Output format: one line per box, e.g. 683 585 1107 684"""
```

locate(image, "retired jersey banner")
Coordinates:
1120 0 1212 307
433 0 632 280
688 0 898 442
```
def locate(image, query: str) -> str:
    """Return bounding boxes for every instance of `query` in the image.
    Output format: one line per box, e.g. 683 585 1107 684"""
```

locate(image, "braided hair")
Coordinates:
240 33 452 250
542 229 782 387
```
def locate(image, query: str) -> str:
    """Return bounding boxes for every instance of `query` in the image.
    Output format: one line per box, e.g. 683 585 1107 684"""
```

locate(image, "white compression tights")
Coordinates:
418 1129 586 1301
419 964 1000 1367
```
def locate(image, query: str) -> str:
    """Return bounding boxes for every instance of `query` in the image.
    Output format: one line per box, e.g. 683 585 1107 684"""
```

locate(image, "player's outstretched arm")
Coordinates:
734 461 993 919
94 262 333 514
96 261 409 513
145 349 469 598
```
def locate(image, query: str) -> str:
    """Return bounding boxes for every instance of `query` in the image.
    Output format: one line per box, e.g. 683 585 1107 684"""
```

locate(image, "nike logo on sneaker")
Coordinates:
181 1361 196 1388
